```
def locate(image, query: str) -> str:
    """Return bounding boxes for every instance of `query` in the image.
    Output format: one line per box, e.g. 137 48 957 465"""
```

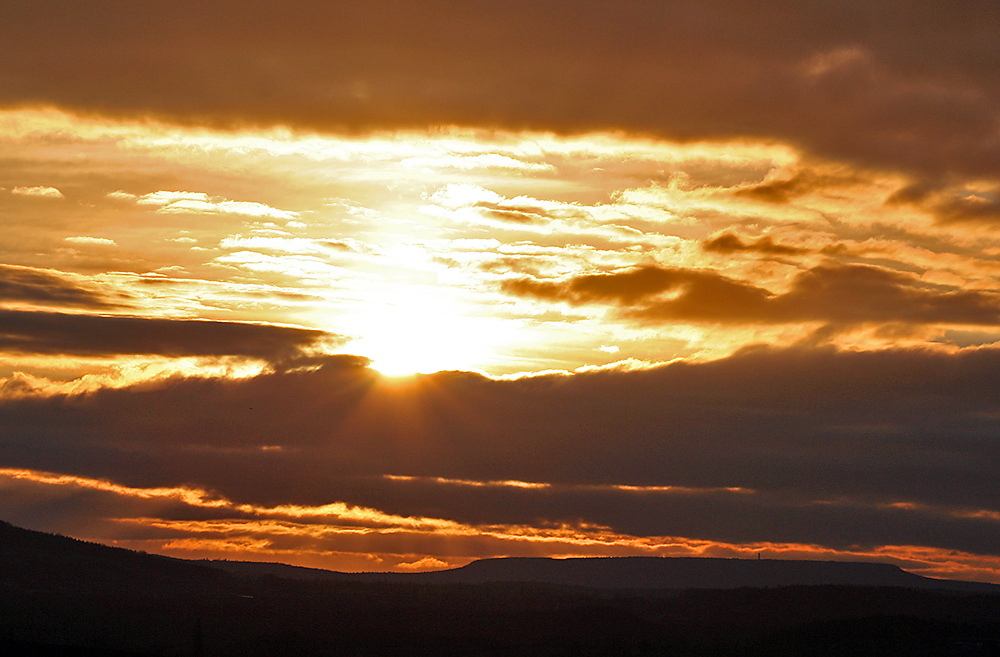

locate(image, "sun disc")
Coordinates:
345 291 503 376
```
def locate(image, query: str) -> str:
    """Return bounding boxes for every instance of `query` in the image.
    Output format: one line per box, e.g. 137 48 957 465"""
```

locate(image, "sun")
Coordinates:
346 291 506 377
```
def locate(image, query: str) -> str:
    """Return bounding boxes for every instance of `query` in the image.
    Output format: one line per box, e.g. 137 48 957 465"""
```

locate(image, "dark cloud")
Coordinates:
479 257 549 277
0 308 339 361
1 346 998 556
887 183 1000 226
769 264 1000 325
321 240 359 252
501 267 757 307
0 264 130 309
933 196 1000 226
502 263 1000 326
702 233 808 256
474 201 547 224
731 171 861 205
1 1 996 178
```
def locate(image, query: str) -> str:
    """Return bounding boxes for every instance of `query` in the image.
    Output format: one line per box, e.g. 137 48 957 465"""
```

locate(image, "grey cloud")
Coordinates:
501 266 759 308
470 200 581 225
731 171 863 205
887 183 1000 226
502 263 1000 327
321 240 359 252
0 308 339 361
766 264 1000 325
933 197 1000 226
702 233 808 256
0 264 130 309
475 204 545 224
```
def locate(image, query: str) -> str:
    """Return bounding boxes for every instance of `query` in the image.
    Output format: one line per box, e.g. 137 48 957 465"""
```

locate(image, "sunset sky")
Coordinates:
2 1 1000 581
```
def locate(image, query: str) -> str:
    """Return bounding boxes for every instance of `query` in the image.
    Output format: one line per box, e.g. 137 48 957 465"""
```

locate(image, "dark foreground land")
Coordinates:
2 521 999 656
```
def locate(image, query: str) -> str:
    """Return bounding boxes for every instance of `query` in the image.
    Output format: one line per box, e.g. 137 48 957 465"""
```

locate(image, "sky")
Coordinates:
1 1 1000 581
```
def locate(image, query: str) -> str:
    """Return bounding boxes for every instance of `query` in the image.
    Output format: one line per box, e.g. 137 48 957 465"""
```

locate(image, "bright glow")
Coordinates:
347 291 507 376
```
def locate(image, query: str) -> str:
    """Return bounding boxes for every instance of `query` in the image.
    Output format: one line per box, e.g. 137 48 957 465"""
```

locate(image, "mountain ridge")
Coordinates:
4 519 1000 656
204 553 1000 593
3 519 997 593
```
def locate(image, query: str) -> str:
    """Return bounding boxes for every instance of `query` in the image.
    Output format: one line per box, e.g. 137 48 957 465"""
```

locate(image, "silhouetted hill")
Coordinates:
199 559 354 581
4 519 1000 656
0 520 231 594
205 555 1000 593
418 556 1000 592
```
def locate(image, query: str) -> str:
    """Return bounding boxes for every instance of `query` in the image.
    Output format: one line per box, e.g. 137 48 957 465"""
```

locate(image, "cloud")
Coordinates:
3 1 995 179
219 236 330 254
134 191 299 220
887 183 1000 226
0 309 339 362
11 186 63 198
501 263 1000 327
0 345 998 560
401 153 552 171
135 191 207 206
212 251 348 283
396 556 452 570
65 236 117 246
0 264 129 309
730 170 862 205
424 184 586 228
473 202 549 225
934 196 1000 226
702 233 807 256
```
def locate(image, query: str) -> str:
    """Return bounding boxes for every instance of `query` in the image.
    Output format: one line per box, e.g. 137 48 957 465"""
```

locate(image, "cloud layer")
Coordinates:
0 309 336 361
502 263 1000 326
1 346 998 573
3 1 997 181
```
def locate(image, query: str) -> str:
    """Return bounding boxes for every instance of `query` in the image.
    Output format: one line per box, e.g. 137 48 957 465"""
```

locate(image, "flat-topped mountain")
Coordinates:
206 555 1000 593
415 555 995 591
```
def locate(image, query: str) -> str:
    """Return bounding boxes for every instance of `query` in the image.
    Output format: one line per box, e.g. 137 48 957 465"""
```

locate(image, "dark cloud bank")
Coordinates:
2 1 998 180
2 346 998 556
